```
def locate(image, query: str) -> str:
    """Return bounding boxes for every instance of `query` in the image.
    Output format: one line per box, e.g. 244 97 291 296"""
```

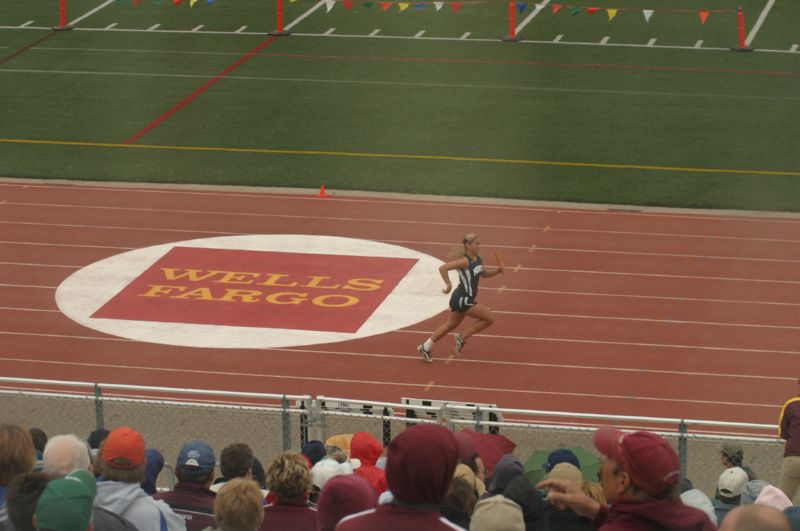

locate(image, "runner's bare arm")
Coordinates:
439 258 468 294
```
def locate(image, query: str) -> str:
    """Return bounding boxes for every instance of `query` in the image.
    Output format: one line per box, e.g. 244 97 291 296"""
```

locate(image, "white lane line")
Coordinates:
69 0 115 26
147 24 161 31
369 29 381 36
192 25 204 32
0 355 785 408
235 26 247 33
284 0 325 31
105 23 117 29
515 0 549 34
460 32 470 40
0 240 133 250
20 21 34 27
791 44 798 53
324 27 336 35
553 34 563 43
694 40 704 48
647 38 656 46
600 36 610 44
414 30 425 38
0 261 80 269
746 0 774 47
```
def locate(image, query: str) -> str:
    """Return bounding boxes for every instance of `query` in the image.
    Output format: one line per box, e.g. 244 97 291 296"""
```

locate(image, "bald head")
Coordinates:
720 504 790 531
42 434 91 478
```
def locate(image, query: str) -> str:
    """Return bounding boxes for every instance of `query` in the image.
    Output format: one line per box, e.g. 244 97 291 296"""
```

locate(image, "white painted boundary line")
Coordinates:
69 0 115 26
515 0 549 35
747 0 775 47
284 0 326 31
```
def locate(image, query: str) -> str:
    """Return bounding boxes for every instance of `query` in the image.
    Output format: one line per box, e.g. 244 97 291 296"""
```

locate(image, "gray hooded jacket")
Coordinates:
95 481 185 531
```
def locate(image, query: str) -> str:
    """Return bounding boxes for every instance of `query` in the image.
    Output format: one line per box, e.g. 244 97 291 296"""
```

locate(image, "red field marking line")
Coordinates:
123 36 278 145
0 31 58 66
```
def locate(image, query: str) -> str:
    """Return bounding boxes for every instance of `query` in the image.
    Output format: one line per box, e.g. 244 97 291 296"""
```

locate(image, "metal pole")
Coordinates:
678 419 688 481
281 395 291 451
93 383 104 430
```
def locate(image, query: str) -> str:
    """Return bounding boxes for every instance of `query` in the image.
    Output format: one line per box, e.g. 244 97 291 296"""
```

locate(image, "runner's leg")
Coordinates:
459 304 495 341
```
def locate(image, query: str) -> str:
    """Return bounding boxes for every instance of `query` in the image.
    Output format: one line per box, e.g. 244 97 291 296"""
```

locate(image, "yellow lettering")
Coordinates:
301 276 341 289
342 278 383 292
257 274 299 287
312 294 360 308
138 285 186 298
265 292 307 305
219 289 263 303
173 288 218 301
214 272 260 285
160 268 223 282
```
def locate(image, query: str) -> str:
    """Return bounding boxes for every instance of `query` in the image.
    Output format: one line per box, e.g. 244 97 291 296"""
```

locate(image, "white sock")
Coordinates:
424 338 434 350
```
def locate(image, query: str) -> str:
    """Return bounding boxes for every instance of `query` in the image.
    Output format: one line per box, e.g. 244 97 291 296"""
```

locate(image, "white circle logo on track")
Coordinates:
56 235 448 349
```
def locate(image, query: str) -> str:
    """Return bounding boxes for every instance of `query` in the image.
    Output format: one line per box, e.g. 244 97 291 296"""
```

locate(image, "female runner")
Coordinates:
417 233 503 363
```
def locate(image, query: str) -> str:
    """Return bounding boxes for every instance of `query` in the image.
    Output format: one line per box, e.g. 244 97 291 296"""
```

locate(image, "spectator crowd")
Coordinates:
0 376 798 531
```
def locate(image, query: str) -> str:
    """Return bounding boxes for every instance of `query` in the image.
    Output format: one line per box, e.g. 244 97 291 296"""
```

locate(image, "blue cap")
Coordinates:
302 440 326 466
177 441 215 477
544 449 580 473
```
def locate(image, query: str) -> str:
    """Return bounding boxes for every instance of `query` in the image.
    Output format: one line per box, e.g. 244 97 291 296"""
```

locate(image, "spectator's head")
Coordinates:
301 440 326 467
251 457 266 489
720 504 790 531
488 454 524 495
317 474 377 531
441 475 477 518
86 429 109 452
213 478 264 531
755 485 793 512
350 432 383 467
28 429 48 457
469 494 524 531
0 423 36 486
98 427 146 483
580 480 606 505
385 424 458 506
544 449 580 473
265 452 312 503
311 457 352 493
42 434 91 478
219 443 254 480
718 467 748 504
7 472 48 531
741 479 770 505
680 489 717 527
176 440 215 485
721 444 745 468
35 469 96 531
546 462 582 485
141 448 164 495
593 427 680 503
453 462 484 497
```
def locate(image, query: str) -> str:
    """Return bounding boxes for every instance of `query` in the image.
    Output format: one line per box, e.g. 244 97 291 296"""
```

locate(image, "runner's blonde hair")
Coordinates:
447 233 478 260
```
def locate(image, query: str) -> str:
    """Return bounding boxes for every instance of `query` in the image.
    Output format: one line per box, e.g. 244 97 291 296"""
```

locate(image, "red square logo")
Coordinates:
91 246 418 333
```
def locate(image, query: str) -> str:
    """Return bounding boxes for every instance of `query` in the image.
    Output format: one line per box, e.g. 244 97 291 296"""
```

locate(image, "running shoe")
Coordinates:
418 344 433 363
454 333 465 354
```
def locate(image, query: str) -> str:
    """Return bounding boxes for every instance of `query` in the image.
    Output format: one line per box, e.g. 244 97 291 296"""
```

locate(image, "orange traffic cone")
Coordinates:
318 185 328 198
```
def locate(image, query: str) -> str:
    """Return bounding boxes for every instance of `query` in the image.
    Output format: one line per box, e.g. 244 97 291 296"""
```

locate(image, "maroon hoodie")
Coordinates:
593 498 717 530
780 397 800 457
337 424 462 531
350 432 388 495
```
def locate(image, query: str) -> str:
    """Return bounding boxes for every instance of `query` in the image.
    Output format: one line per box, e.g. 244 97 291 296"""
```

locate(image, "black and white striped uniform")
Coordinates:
449 254 483 312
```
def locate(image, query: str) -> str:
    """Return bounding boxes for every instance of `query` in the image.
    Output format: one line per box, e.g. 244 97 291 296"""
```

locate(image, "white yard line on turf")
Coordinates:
515 0 549 36
284 0 326 32
69 0 115 26
746 0 775 47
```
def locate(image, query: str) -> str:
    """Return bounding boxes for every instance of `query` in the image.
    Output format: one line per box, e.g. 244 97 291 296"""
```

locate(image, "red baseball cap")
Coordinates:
593 427 680 497
103 427 145 469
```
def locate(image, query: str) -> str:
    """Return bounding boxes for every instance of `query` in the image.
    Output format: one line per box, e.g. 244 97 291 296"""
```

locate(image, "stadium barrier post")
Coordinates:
299 399 309 448
678 419 688 480
382 407 392 447
53 0 74 31
731 7 753 52
281 395 292 451
269 0 292 36
473 406 484 433
502 0 520 42
93 383 105 429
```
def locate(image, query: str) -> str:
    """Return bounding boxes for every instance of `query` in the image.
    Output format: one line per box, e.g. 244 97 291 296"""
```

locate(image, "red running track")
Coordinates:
0 179 798 427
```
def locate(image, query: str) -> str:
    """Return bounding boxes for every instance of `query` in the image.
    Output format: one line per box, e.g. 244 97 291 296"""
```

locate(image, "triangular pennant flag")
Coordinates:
698 9 710 24
450 2 462 12
570 6 580 15
325 0 335 11
380 2 392 10
606 8 617 20
586 7 599 15
189 0 197 6
516 2 527 13
398 2 409 10
343 0 353 8
433 1 443 10
552 3 561 13
642 9 653 22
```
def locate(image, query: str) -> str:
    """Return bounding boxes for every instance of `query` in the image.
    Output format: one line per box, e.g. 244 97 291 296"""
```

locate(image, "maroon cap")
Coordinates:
593 427 679 497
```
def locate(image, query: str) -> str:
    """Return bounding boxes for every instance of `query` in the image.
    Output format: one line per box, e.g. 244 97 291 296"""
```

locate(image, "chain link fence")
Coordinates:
1 378 794 504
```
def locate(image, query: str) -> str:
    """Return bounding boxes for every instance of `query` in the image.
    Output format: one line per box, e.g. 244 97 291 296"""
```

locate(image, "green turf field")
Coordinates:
1 0 799 210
